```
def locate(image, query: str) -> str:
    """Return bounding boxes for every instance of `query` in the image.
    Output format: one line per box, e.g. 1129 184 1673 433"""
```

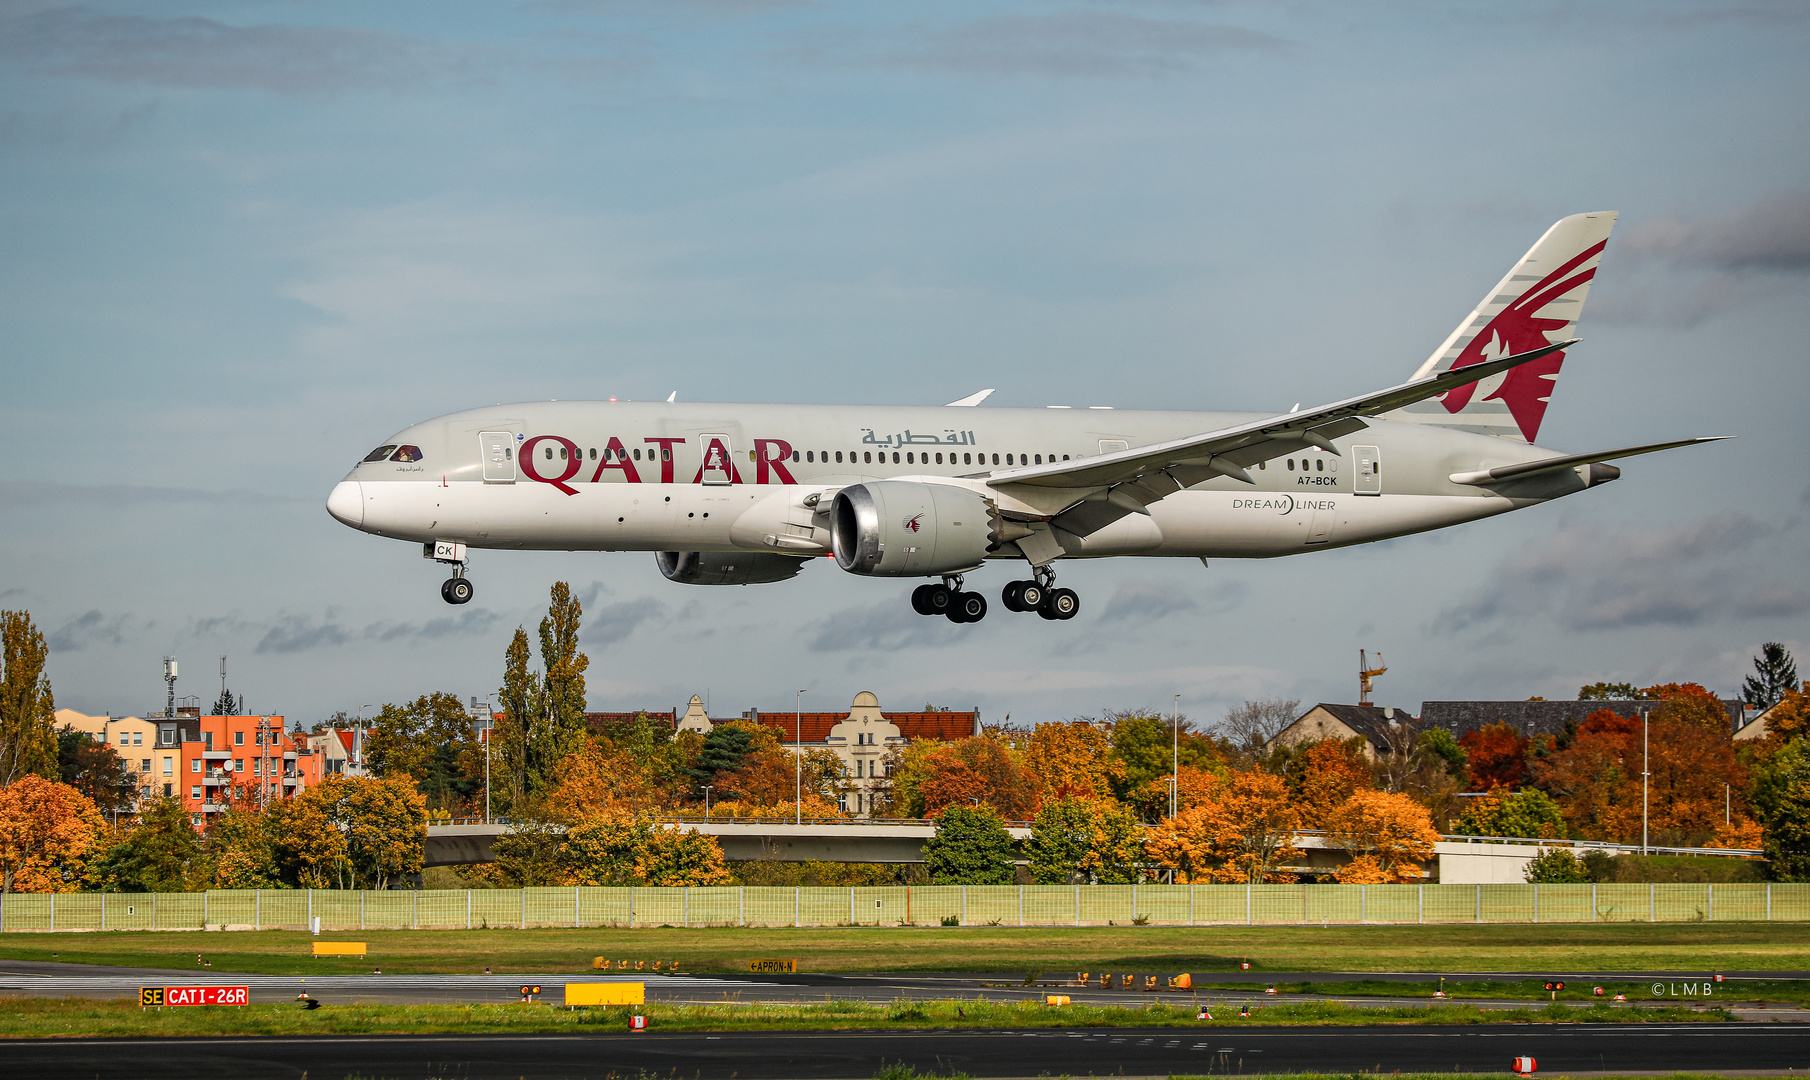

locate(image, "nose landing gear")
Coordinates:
1001 566 1078 620
911 574 988 623
429 540 474 605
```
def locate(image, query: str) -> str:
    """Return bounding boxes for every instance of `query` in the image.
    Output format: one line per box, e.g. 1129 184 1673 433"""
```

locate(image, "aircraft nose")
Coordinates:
326 481 364 528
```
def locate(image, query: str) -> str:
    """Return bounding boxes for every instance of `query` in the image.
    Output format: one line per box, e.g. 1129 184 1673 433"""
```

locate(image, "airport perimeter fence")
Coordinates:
2 882 1805 933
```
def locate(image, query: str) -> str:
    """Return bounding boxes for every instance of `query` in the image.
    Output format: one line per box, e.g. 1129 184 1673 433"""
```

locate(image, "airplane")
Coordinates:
326 211 1724 623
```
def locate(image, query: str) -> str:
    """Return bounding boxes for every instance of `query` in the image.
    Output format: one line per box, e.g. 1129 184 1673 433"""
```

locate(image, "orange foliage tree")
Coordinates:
915 737 1041 820
1458 723 1530 791
1761 683 1810 744
1142 770 1303 884
1022 721 1122 804
1532 709 1748 845
1643 683 1735 730
1322 790 1438 883
0 775 104 893
1288 739 1373 825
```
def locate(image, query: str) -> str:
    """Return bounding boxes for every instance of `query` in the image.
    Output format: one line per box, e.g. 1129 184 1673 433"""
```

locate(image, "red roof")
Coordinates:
752 711 977 744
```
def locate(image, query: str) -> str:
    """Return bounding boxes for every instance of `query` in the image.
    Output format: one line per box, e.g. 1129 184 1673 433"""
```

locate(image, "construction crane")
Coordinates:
1359 649 1387 706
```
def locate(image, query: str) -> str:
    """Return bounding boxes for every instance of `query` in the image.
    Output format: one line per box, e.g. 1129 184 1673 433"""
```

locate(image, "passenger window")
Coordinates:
864 452 872 464
1062 454 1069 460
793 451 801 462
1258 461 1266 470
1316 459 1324 471
835 451 843 463
906 452 914 464
1034 454 1042 464
663 448 671 462
1287 459 1295 470
390 445 424 463
935 452 943 465
545 447 554 460
363 445 398 463
992 454 999 465
891 452 900 464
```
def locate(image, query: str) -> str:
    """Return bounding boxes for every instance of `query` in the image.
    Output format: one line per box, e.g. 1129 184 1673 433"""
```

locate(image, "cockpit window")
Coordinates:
362 445 398 463
390 445 424 463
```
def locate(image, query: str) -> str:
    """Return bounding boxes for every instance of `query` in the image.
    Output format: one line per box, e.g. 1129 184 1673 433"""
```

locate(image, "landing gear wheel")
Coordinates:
1042 587 1078 620
442 578 474 605
947 591 987 623
913 584 952 617
1018 581 1046 611
1001 580 1026 612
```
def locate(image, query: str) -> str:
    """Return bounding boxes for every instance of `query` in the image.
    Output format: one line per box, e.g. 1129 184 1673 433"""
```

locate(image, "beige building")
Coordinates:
55 709 162 803
1265 703 1412 760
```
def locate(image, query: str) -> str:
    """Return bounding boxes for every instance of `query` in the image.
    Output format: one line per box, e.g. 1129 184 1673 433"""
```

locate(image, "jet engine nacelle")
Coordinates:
656 550 807 586
831 481 998 576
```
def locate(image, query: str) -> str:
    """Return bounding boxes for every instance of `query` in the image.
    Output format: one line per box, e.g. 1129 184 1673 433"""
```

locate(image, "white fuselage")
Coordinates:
327 401 1594 567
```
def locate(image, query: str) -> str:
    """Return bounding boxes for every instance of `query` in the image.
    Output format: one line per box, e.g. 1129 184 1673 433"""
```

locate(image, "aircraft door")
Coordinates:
699 434 734 485
1353 445 1381 496
480 431 516 483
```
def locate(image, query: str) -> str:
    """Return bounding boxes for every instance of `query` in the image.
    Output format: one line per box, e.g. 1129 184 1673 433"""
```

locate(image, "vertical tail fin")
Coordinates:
1391 211 1617 443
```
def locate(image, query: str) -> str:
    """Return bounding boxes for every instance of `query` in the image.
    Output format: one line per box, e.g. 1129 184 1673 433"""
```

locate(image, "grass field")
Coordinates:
5 923 1809 978
0 996 1732 1039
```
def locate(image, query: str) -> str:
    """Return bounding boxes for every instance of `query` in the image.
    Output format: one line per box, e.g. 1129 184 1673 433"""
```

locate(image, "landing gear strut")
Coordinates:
911 574 988 623
1001 565 1078 620
430 541 474 605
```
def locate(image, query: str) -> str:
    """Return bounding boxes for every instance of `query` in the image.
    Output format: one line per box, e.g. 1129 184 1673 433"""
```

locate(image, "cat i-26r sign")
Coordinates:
139 986 250 1007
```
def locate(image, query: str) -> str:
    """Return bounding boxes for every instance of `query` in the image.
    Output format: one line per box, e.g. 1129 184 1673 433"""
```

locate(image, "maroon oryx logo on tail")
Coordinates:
1440 240 1605 442
903 514 923 533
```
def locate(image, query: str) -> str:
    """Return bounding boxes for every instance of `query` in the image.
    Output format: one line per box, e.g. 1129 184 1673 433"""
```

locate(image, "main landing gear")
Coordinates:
912 575 988 623
1001 566 1078 621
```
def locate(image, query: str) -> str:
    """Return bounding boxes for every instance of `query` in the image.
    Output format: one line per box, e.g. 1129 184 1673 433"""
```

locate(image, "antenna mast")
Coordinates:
1359 649 1387 706
163 657 178 718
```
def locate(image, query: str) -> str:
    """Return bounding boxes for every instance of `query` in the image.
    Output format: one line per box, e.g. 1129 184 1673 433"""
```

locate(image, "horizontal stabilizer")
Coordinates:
1447 437 1731 486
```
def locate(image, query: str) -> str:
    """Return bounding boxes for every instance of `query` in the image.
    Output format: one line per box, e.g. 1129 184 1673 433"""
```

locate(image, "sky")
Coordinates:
2 1 1807 731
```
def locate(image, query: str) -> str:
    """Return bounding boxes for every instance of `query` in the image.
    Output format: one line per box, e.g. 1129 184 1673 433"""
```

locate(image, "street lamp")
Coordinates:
355 704 371 773
1171 694 1180 819
703 785 714 821
1641 707 1650 856
795 689 808 825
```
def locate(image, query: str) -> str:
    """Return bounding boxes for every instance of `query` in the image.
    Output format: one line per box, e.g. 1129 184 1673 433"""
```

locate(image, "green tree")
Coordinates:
365 692 480 812
56 728 136 816
689 724 755 791
1523 847 1588 883
1753 738 1810 881
922 805 1016 885
212 688 239 716
1744 643 1800 710
539 581 590 766
1579 682 1644 701
1417 729 1467 779
205 806 282 888
1457 787 1567 839
88 798 203 892
496 626 542 810
561 810 732 886
1108 713 1177 800
0 611 57 787
1027 798 1144 884
490 817 570 886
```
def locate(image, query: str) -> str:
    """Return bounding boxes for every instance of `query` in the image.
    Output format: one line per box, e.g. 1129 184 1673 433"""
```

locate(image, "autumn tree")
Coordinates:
88 798 203 892
1532 709 1747 845
0 611 57 787
1322 790 1438 883
1644 683 1734 732
1287 738 1374 824
1027 798 1143 884
1745 644 1800 711
909 737 1040 820
1458 723 1530 791
1023 721 1122 804
266 783 350 888
562 811 731 887
1142 770 1304 884
922 805 1017 885
0 775 104 893
1763 683 1810 744
270 777 426 889
204 806 283 889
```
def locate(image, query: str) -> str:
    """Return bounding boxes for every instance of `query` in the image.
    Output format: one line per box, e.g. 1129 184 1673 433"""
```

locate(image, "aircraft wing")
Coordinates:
1447 436 1731 486
986 338 1575 535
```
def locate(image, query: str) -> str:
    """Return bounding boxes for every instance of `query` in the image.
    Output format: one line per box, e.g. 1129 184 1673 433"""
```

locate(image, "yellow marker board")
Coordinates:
565 982 646 1006
748 958 797 973
311 942 367 957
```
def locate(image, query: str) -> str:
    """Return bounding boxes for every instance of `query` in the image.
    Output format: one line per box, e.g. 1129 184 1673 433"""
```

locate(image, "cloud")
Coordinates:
1622 190 1810 273
1097 578 1247 624
803 13 1287 79
1434 515 1810 634
255 615 350 654
0 101 157 149
364 609 504 644
582 597 666 646
0 8 482 96
46 609 134 652
0 481 297 507
806 597 977 652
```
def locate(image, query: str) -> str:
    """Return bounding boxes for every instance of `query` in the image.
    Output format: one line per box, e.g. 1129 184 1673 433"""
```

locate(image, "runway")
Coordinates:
5 1023 1809 1078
